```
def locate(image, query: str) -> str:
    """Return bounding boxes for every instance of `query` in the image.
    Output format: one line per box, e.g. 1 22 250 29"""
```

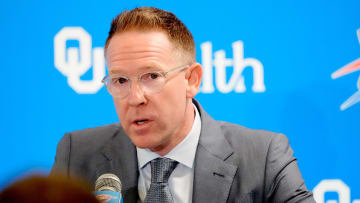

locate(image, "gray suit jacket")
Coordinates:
51 100 315 203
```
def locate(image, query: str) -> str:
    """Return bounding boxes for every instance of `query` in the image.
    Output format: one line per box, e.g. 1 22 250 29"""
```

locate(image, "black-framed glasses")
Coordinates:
102 64 190 99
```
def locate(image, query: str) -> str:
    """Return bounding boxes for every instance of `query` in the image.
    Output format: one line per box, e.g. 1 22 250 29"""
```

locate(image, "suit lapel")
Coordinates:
192 100 238 203
96 126 139 203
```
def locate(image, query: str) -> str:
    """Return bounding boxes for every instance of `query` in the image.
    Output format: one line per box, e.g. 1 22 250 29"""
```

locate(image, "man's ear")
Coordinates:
185 63 203 98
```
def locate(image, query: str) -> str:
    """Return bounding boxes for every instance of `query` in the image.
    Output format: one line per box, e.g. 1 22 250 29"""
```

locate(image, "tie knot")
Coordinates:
150 158 178 183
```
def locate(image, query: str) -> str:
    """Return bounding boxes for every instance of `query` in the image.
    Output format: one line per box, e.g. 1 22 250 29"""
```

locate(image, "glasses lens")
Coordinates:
108 76 130 98
139 72 165 94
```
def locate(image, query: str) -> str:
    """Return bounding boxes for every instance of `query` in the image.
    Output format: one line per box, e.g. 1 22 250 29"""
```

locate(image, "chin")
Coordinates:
130 136 159 149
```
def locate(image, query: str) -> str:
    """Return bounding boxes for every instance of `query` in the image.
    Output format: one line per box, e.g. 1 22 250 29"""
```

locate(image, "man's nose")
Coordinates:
128 81 146 106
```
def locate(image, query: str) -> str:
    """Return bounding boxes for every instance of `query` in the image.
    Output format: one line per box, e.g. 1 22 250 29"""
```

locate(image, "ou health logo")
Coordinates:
54 26 265 94
331 29 360 111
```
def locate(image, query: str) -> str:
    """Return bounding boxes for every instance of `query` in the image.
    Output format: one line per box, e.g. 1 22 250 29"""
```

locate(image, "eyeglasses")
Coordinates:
102 64 190 99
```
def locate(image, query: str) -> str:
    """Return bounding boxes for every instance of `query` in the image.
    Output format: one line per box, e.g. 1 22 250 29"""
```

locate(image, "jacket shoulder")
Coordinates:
51 123 123 177
217 121 284 148
66 123 122 154
216 121 291 164
69 123 121 142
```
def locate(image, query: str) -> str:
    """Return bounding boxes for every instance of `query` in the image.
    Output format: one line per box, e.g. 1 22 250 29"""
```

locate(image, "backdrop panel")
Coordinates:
1 0 359 202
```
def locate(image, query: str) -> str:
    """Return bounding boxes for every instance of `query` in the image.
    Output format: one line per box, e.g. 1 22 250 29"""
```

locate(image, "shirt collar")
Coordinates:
137 104 201 169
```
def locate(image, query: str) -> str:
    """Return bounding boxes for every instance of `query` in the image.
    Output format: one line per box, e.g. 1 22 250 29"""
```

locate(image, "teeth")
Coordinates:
136 121 146 125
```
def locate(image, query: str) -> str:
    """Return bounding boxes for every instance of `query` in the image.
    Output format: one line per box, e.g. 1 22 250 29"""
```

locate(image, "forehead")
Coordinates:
106 31 178 74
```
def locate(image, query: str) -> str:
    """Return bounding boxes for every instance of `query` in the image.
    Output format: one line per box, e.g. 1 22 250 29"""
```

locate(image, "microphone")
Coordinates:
94 173 123 203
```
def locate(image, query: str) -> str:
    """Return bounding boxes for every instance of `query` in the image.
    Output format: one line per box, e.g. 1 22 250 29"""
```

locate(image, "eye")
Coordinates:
142 72 161 81
150 73 159 79
112 76 128 85
118 77 128 84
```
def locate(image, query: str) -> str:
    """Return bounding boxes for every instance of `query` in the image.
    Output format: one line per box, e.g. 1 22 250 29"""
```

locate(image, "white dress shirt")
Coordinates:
137 105 201 203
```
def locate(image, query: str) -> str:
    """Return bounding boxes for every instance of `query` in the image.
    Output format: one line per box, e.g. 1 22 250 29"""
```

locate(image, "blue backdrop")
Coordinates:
1 0 359 202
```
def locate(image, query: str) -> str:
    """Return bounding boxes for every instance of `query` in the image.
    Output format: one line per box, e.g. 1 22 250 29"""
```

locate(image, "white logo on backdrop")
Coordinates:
313 179 360 203
200 41 265 93
54 27 265 94
54 27 105 94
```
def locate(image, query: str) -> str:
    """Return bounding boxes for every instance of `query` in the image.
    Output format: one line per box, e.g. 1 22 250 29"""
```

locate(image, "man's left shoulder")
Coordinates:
216 121 288 152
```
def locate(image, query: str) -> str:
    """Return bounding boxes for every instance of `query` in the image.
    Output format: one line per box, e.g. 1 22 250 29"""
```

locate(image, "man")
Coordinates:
51 7 315 203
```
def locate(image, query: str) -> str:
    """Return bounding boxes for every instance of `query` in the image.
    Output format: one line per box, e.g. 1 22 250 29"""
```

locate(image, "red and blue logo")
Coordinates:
331 29 360 111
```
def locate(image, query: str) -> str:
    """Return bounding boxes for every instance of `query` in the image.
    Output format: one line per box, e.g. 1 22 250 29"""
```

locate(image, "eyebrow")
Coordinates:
109 65 164 75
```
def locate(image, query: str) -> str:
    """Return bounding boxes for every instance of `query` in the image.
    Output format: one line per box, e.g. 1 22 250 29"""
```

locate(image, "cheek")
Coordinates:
159 81 187 120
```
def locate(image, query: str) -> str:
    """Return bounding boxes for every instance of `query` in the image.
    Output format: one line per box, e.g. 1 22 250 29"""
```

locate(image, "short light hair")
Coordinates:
104 7 195 62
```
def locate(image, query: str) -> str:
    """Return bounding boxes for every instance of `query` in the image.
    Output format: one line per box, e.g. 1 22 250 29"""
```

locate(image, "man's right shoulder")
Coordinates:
51 123 125 177
55 123 124 160
66 123 122 141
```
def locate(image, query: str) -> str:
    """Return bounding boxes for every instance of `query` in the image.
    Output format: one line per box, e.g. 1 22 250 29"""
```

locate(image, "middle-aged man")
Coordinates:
51 7 315 203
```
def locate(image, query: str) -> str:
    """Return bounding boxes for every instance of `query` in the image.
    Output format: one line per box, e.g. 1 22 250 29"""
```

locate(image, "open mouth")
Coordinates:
134 119 149 125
